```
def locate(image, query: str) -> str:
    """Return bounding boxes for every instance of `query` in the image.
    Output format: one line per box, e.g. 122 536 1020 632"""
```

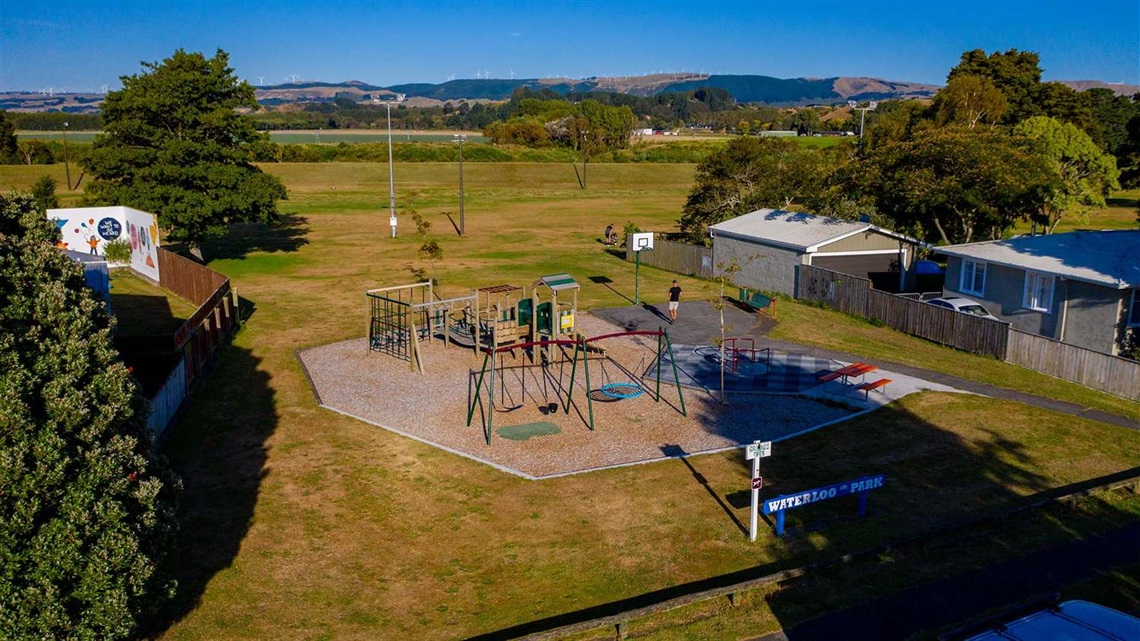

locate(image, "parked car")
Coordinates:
926 296 1000 320
958 600 1140 641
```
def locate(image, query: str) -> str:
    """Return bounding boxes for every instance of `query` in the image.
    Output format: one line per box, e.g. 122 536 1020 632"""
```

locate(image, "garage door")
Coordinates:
812 254 901 292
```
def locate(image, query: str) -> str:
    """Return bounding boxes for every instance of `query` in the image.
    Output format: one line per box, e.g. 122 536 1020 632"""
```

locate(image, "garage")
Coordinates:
710 209 926 296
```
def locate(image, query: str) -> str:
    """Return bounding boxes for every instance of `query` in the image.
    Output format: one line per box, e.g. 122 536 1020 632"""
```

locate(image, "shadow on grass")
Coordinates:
662 444 748 536
1106 195 1139 208
467 396 1140 640
588 275 634 304
112 292 183 396
179 212 310 262
141 343 276 637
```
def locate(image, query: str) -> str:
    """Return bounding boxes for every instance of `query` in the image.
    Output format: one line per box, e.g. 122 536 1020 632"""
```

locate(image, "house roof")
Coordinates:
708 209 924 252
935 230 1140 289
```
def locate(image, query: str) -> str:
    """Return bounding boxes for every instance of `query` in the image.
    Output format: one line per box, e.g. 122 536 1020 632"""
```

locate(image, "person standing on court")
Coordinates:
668 280 682 322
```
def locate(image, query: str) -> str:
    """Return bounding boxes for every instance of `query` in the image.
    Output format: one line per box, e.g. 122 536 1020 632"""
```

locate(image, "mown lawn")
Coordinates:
1 162 1137 640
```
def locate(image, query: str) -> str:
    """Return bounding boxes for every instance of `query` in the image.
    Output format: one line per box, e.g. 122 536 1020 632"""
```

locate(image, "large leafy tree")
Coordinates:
678 136 829 242
932 74 1007 129
82 49 286 256
948 49 1044 124
0 110 18 164
0 193 179 638
1013 116 1121 232
868 127 1051 244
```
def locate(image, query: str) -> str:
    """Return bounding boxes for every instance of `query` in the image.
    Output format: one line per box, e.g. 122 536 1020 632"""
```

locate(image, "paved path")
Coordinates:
591 302 1138 431
754 521 1140 641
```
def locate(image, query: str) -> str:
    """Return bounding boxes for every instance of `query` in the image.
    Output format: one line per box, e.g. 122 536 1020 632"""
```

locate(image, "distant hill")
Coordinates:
4 73 1134 114
246 74 940 107
1057 80 1140 96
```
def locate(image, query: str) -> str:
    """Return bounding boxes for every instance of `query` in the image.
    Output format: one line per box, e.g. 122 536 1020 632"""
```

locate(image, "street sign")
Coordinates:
751 477 763 490
745 441 772 460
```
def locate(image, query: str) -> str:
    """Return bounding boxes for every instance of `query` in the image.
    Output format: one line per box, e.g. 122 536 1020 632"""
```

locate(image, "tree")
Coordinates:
0 192 179 639
1118 115 1140 188
1082 88 1140 155
81 49 287 257
678 137 829 242
30 175 60 211
0 110 18 164
932 74 1008 129
947 49 1043 123
868 127 1051 244
1013 116 1121 233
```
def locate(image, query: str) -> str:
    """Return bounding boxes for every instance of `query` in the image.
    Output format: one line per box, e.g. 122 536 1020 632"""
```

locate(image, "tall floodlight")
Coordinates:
384 94 405 237
453 134 467 236
848 100 878 139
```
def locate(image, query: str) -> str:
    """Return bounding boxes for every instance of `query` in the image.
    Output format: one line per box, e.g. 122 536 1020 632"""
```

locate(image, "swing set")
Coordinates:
465 328 687 445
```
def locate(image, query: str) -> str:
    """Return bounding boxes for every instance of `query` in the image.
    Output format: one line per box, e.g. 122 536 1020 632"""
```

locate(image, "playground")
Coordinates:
300 296 960 478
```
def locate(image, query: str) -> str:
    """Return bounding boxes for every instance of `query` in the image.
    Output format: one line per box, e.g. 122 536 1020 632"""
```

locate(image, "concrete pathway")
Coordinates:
590 301 1138 431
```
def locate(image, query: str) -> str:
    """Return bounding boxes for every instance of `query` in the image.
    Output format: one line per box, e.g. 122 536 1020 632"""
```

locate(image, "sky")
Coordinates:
2 0 1138 93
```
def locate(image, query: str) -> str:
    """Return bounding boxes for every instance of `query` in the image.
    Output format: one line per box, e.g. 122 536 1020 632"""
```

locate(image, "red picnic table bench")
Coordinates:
856 377 893 400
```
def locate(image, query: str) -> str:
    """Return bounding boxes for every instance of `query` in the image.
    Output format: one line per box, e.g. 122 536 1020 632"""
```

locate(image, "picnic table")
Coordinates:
817 362 878 386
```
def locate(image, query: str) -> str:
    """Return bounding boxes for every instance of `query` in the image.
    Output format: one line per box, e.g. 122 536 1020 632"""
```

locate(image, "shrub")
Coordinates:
103 238 132 264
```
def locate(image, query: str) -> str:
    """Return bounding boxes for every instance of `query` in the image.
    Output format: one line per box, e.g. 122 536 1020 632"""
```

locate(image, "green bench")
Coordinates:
738 287 777 319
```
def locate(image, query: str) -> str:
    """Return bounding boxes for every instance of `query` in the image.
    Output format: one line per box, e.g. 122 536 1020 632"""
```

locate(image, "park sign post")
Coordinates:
762 474 885 537
746 440 772 542
630 232 654 305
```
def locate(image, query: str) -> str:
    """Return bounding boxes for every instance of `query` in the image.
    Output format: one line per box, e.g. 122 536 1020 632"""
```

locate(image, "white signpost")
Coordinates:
746 440 772 541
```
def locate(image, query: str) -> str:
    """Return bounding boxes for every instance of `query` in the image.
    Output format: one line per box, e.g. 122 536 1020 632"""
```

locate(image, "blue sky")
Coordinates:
2 0 1137 92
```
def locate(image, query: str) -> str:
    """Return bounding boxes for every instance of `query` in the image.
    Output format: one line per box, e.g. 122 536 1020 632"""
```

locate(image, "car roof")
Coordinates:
963 600 1140 640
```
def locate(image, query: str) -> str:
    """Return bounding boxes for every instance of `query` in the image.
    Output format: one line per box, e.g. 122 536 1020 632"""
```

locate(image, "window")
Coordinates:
1130 290 1140 326
1023 271 1054 313
960 259 986 295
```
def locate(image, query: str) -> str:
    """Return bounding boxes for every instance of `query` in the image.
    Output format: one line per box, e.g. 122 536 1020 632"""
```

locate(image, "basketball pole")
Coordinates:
634 251 640 306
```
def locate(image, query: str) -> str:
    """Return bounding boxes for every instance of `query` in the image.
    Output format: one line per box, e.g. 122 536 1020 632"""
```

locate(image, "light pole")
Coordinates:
383 94 405 237
62 121 72 190
385 101 396 237
453 134 466 236
848 100 878 139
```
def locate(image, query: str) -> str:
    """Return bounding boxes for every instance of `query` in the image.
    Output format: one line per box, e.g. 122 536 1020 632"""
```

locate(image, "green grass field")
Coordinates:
1 162 1138 640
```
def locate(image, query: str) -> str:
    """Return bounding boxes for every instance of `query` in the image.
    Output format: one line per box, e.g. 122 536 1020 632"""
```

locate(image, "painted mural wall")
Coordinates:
47 206 161 281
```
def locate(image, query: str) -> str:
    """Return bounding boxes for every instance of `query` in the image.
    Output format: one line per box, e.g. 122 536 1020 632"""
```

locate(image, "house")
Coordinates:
937 230 1140 356
709 209 928 296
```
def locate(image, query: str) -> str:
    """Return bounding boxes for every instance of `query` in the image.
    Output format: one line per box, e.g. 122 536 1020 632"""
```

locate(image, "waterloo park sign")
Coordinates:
762 474 885 537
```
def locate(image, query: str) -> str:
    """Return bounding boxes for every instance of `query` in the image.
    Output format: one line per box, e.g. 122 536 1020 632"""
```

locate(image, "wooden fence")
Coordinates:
144 248 241 436
796 263 871 316
625 237 714 279
157 248 228 305
866 289 1010 360
147 356 188 437
1007 329 1140 402
795 264 1140 398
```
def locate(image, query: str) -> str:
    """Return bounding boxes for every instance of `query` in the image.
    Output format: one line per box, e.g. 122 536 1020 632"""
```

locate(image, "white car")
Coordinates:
926 296 1000 320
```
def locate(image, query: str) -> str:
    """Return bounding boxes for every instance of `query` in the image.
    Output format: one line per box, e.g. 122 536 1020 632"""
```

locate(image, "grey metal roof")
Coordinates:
61 249 108 265
935 230 1140 289
708 208 922 252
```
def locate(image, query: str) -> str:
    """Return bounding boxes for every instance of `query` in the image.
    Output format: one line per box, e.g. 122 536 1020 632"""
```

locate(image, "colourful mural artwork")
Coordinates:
47 206 162 281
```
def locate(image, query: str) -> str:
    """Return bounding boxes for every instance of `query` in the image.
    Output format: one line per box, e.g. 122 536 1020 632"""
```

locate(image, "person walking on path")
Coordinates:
667 280 682 322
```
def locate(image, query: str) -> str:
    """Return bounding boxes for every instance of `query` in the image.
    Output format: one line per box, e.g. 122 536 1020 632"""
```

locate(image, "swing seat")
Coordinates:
599 382 644 399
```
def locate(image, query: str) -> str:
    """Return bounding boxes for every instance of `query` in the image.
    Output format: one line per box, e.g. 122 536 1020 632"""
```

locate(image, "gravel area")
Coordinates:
298 314 857 479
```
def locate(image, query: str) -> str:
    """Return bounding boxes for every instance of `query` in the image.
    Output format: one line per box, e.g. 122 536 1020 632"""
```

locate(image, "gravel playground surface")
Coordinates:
299 314 857 479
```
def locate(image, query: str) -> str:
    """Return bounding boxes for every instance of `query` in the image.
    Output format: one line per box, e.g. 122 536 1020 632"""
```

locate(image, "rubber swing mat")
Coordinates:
496 421 562 441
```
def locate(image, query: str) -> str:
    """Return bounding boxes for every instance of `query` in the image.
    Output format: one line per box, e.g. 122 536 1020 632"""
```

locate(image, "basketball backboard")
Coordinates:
631 232 654 252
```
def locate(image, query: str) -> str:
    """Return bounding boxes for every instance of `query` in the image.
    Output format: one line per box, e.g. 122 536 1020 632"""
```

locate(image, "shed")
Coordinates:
62 249 112 313
709 209 927 296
